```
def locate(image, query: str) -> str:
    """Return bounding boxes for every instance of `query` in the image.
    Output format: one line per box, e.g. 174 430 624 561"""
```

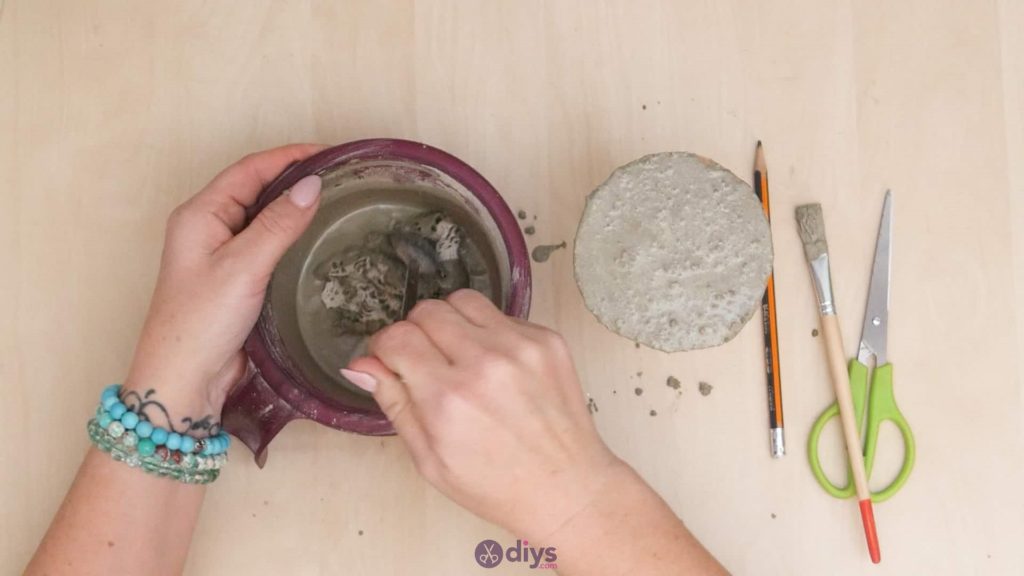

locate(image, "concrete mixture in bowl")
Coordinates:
315 210 483 335
573 152 773 352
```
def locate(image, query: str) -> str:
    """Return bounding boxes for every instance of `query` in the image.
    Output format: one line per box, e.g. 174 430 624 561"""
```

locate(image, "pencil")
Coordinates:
754 141 785 458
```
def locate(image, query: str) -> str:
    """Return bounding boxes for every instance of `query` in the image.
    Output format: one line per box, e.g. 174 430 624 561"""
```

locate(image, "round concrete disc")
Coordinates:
573 152 773 352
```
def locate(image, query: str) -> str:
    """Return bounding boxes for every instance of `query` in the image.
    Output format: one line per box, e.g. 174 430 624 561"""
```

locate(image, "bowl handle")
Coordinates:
222 359 297 468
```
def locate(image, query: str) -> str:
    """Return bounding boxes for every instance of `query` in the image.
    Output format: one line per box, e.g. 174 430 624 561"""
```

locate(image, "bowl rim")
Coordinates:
242 138 532 434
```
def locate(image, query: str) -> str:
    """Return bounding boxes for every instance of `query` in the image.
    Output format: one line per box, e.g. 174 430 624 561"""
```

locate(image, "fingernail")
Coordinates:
287 175 322 208
340 368 378 393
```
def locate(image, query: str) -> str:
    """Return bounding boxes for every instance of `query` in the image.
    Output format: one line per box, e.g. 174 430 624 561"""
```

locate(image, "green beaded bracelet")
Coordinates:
87 418 226 484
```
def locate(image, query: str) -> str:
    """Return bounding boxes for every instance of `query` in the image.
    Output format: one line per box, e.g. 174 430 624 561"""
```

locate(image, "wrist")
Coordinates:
123 362 225 437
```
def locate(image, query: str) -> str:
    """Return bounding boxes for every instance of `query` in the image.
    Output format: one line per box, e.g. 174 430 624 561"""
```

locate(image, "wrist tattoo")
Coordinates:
120 388 222 437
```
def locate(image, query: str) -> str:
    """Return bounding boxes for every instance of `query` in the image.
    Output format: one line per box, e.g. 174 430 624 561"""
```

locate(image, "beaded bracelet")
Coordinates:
89 384 230 484
88 417 225 484
98 384 230 457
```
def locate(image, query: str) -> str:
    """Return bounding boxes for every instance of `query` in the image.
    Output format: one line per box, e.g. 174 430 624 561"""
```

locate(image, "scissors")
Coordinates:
479 541 500 566
808 191 915 503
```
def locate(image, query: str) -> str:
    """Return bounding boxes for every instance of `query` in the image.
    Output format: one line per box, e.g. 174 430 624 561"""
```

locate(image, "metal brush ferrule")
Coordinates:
808 254 836 315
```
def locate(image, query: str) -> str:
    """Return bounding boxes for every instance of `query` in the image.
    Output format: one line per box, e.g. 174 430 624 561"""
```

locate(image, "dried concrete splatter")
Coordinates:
358 530 364 536
635 342 641 349
517 210 528 220
811 328 819 337
666 376 681 390
698 381 713 396
770 513 776 519
636 371 643 377
531 241 566 263
649 409 657 416
524 225 536 235
587 396 599 414
634 387 644 396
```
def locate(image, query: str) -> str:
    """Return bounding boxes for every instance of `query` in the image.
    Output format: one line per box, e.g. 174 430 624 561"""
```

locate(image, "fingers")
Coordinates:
405 299 484 362
342 359 433 471
446 289 509 327
368 320 451 388
218 175 322 277
195 143 327 233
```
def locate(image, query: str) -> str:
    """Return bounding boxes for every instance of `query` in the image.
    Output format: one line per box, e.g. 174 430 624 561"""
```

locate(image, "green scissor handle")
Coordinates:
807 360 916 503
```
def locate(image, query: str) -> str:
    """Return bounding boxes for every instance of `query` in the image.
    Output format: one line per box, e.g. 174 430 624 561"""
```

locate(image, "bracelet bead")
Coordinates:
108 421 126 438
122 430 139 448
166 433 182 451
150 427 168 446
179 436 195 454
137 438 156 457
102 395 120 410
120 411 139 430
109 402 128 420
101 383 121 401
135 420 153 438
98 412 114 429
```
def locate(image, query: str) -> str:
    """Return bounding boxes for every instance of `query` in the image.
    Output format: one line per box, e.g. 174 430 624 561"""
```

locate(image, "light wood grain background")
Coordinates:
2 1 1022 574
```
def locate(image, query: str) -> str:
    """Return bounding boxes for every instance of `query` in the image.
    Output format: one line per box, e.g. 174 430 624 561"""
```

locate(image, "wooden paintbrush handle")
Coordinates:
820 314 881 563
819 315 869 498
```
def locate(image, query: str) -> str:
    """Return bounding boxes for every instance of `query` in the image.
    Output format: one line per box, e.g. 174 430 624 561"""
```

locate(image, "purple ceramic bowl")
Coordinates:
223 139 531 466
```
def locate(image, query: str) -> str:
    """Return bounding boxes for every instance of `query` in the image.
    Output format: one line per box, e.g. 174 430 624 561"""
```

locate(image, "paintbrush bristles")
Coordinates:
796 203 829 261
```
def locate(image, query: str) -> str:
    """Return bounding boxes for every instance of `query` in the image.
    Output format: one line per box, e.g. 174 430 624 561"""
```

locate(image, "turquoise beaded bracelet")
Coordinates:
97 384 230 457
90 384 230 484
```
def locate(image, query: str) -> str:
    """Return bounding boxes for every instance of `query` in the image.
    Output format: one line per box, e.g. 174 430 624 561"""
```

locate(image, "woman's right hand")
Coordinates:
342 289 625 540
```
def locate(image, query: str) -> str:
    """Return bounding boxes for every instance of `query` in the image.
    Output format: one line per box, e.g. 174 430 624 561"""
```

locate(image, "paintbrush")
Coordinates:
796 204 881 564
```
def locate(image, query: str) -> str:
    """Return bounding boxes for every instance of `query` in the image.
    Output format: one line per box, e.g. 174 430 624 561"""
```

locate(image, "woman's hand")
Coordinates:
344 291 728 575
125 144 325 429
343 290 626 540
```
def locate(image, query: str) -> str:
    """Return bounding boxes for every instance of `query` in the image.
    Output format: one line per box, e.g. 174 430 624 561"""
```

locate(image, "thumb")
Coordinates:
224 174 322 275
342 359 433 469
342 358 414 429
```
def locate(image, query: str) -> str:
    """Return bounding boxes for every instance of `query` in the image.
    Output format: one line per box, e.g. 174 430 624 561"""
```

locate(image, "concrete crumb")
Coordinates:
642 104 647 110
666 376 681 390
524 225 536 235
635 342 641 349
587 397 599 414
531 241 566 263
771 513 776 519
612 389 617 395
517 210 527 220
649 409 657 416
359 530 364 536
634 387 644 396
636 371 643 377
699 381 713 396
812 328 819 337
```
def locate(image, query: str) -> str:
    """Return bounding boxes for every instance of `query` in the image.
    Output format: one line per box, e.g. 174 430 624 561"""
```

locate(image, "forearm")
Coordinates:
541 463 728 576
25 448 205 576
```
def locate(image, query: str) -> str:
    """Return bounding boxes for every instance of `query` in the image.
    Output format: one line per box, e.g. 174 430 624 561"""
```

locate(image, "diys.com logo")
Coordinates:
475 539 557 570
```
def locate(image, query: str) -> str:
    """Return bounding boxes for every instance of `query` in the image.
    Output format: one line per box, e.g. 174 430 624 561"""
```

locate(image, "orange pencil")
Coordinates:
754 141 785 458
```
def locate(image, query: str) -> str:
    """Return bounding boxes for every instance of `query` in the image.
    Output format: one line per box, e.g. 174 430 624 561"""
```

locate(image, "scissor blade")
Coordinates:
858 191 892 365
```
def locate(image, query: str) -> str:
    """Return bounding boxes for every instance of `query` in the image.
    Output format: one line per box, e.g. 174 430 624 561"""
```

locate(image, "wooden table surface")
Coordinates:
3 1 1023 574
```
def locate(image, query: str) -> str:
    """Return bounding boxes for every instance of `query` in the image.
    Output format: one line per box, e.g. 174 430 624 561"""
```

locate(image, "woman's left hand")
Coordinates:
124 144 325 428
